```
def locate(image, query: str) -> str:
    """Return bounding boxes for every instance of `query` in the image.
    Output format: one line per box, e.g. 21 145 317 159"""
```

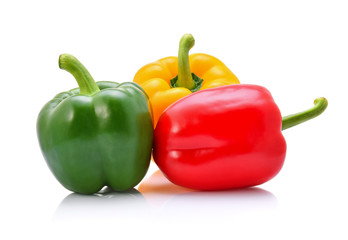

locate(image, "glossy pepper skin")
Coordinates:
153 85 328 190
134 34 239 126
37 54 153 194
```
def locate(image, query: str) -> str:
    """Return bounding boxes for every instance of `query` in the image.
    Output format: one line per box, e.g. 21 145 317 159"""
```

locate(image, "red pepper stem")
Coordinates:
176 34 195 90
59 54 100 96
281 97 328 131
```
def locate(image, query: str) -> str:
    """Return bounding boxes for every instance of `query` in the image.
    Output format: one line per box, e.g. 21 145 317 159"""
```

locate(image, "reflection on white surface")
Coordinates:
139 170 278 218
54 171 277 222
54 188 149 221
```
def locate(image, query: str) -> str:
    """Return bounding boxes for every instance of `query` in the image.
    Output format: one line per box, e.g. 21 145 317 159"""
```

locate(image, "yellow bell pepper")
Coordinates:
133 34 240 127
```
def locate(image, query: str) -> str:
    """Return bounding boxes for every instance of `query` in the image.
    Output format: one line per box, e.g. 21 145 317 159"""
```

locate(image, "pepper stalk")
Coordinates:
59 54 100 96
171 34 203 92
282 97 328 130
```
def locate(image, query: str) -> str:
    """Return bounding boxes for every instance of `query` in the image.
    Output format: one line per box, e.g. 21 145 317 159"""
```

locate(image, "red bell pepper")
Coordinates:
153 84 327 190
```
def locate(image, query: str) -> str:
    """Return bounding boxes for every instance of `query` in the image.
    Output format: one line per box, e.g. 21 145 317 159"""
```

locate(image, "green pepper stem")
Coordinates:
59 54 100 96
176 34 195 90
282 97 328 131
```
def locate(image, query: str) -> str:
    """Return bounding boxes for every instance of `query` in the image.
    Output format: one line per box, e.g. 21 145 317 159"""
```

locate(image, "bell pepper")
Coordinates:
37 54 153 194
133 34 239 126
153 84 328 190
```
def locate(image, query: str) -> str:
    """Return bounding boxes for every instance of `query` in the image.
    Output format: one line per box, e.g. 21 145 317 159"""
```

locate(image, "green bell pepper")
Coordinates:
37 54 153 194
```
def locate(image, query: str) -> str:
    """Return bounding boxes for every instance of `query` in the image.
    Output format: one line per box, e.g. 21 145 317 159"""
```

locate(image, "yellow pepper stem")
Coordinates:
176 34 195 89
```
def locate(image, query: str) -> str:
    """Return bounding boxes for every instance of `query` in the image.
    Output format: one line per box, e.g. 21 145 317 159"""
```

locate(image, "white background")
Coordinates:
1 0 346 239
